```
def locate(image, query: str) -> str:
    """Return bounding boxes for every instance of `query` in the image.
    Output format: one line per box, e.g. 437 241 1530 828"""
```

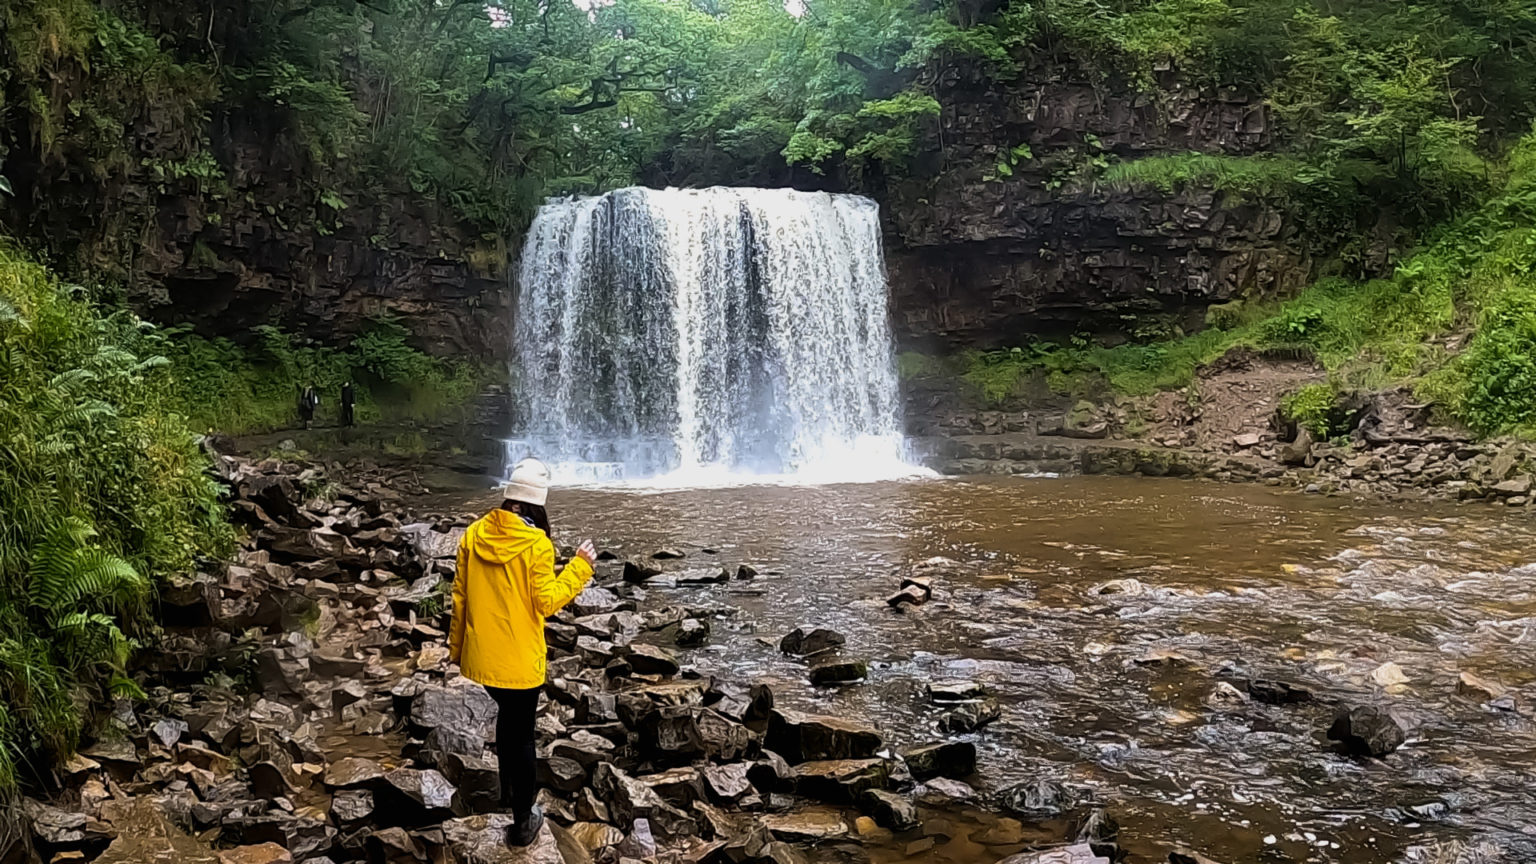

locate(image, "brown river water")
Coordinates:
434 474 1536 864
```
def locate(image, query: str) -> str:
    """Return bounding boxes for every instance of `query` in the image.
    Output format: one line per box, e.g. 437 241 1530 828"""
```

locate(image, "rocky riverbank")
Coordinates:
14 451 1162 864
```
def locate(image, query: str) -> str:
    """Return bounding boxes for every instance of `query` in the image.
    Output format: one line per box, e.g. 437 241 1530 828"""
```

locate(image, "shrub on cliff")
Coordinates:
0 247 231 794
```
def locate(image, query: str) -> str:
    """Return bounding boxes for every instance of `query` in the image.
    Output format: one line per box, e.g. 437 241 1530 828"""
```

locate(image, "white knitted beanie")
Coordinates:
503 457 551 507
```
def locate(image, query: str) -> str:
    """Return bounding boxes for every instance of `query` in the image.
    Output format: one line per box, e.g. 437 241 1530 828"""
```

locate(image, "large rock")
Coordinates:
638 706 753 764
324 757 387 789
779 627 846 656
411 681 499 735
441 814 563 864
380 768 457 820
1327 705 1407 757
591 763 697 837
760 808 849 842
860 789 920 831
794 759 891 803
938 697 1001 732
765 708 881 763
903 741 976 780
998 778 1078 817
626 643 681 676
808 656 868 686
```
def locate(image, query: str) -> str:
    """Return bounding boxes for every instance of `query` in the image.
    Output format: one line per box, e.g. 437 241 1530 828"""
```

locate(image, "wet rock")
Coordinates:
442 813 563 864
708 680 774 732
537 756 588 793
926 680 986 703
331 680 369 717
676 618 711 647
735 564 758 580
330 790 374 823
702 763 753 803
309 651 366 678
152 718 189 748
937 698 1001 732
622 560 663 583
627 643 681 676
747 750 797 793
860 789 919 831
675 567 730 585
652 548 686 560
551 730 617 767
364 827 425 863
766 708 882 762
566 822 624 855
441 753 500 814
225 815 335 860
886 585 928 608
1457 670 1509 703
918 777 975 804
1243 679 1313 705
1169 850 1225 864
423 725 486 763
1327 705 1407 757
778 627 845 656
1074 807 1119 854
25 799 107 847
639 767 707 807
592 763 698 837
794 759 891 803
217 843 294 864
902 742 976 780
248 761 292 800
761 808 849 842
1205 682 1249 709
410 681 498 735
381 767 457 817
1090 578 1145 596
571 586 625 617
638 706 752 763
616 818 657 858
324 757 387 789
808 656 868 686
996 844 1111 864
998 778 1078 817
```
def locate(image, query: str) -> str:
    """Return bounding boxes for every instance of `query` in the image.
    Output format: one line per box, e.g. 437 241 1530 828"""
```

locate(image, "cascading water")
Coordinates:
504 186 921 485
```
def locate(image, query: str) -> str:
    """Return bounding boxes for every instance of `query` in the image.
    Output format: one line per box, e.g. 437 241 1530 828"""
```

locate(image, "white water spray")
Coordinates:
505 186 923 486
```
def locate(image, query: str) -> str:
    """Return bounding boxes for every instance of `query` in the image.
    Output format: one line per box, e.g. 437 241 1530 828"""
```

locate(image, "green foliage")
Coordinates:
1282 383 1339 437
1103 153 1307 197
0 247 230 792
163 317 484 435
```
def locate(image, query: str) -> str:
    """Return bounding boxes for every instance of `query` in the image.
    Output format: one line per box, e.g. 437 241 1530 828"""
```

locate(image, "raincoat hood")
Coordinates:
465 508 545 565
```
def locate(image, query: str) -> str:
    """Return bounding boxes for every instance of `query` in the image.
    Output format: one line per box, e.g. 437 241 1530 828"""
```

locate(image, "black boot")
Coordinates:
505 804 544 848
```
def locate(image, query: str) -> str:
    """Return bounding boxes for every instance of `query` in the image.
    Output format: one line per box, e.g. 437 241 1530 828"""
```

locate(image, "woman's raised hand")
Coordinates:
575 539 597 566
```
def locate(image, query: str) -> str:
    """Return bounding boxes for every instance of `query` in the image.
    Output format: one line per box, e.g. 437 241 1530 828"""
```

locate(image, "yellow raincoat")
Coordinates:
448 509 594 689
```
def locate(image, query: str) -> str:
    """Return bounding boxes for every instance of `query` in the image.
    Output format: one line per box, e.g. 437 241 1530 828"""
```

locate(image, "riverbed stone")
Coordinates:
766 708 881 762
778 627 845 656
442 814 563 864
626 643 681 676
794 759 891 803
937 697 1001 732
592 763 698 837
808 656 868 686
761 808 849 842
410 681 498 735
996 844 1111 864
1327 705 1407 757
324 757 386 789
330 790 374 823
860 789 919 831
926 680 986 702
998 778 1078 817
702 762 753 803
903 741 976 780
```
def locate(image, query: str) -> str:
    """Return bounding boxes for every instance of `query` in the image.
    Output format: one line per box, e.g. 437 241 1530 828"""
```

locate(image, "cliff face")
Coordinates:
4 91 511 358
880 62 1309 351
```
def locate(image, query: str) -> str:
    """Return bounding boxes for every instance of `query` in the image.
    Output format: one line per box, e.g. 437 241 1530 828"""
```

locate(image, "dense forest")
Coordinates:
4 0 1536 818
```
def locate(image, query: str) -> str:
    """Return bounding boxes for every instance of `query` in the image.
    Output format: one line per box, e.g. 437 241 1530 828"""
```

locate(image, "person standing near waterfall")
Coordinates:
448 458 597 847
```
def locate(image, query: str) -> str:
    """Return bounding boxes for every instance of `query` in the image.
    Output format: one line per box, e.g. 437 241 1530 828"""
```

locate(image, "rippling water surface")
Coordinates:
455 475 1536 863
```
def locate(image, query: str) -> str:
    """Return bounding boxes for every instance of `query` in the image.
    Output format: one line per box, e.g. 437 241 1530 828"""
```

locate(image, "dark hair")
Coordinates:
501 499 551 536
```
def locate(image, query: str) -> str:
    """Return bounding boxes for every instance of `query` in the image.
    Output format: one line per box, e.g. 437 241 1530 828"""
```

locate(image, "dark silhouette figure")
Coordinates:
341 382 356 427
299 384 319 429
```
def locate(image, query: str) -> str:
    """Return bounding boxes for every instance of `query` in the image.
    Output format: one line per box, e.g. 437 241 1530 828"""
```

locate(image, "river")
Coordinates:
435 475 1536 863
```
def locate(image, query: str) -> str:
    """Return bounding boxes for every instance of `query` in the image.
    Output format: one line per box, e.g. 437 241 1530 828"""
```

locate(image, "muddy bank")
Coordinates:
908 355 1536 508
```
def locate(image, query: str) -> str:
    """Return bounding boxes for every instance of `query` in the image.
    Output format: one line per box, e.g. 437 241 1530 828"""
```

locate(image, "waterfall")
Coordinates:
504 186 919 485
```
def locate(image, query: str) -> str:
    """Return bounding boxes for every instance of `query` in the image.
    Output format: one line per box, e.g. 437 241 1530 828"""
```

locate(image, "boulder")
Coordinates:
224 815 335 860
441 814 563 864
217 843 294 864
537 756 588 793
760 808 849 842
795 759 891 803
410 682 498 735
674 567 730 585
735 564 758 580
638 767 707 807
702 763 753 803
902 742 975 780
622 560 662 583
571 586 625 617
637 707 752 763
1243 679 1313 705
626 643 681 676
886 585 928 608
324 757 387 789
860 789 919 831
364 827 425 863
441 753 500 814
926 680 986 703
998 778 1078 817
652 548 686 560
808 656 868 686
1327 705 1407 757
330 790 374 823
765 709 881 763
708 681 774 732
381 767 457 818
676 618 711 647
566 822 624 855
938 698 1001 732
592 763 698 837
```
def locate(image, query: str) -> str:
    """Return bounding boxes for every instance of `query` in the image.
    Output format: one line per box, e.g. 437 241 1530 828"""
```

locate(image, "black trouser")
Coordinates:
486 686 541 819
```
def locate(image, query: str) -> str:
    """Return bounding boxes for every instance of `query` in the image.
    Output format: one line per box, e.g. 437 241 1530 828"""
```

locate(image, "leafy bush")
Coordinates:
0 247 231 792
1282 383 1339 437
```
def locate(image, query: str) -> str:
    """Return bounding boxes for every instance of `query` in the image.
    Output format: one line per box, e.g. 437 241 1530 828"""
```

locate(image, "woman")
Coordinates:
448 457 597 847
